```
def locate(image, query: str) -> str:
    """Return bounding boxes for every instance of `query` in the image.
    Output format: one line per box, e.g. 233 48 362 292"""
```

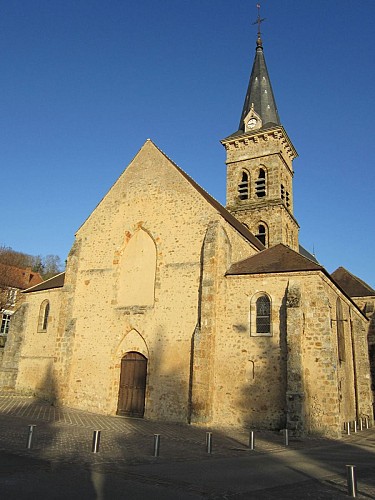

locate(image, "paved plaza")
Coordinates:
0 396 374 498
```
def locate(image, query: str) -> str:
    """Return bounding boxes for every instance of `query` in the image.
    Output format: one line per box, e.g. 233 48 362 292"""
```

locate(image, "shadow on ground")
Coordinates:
0 397 375 498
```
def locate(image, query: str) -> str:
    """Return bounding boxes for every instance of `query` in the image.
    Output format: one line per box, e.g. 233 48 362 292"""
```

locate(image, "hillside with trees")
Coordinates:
0 246 63 281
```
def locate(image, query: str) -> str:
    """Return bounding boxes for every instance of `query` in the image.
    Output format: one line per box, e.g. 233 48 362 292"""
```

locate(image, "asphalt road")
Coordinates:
1 440 375 499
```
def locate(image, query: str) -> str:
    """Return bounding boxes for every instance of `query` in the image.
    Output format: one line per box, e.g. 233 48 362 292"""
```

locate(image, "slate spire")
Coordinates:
238 31 280 132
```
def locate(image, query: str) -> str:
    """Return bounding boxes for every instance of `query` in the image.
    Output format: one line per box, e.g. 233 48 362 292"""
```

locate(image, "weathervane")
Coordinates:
252 3 266 46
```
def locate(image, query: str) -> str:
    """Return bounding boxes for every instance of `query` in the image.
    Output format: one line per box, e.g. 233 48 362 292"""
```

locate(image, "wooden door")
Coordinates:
117 352 147 417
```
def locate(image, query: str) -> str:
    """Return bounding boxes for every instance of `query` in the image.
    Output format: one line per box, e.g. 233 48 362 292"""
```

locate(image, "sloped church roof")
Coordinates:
331 267 375 298
227 243 323 275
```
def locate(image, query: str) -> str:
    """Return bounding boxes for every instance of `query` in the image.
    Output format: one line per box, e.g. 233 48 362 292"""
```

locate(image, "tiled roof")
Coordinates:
0 263 43 290
331 267 375 298
24 272 65 293
227 243 323 275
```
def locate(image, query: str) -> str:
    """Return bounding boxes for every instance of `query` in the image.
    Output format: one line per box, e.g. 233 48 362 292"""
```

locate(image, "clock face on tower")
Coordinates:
247 118 257 129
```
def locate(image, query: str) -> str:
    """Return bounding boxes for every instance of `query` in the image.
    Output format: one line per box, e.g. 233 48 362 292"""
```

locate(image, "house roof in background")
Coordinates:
23 272 65 293
0 263 43 290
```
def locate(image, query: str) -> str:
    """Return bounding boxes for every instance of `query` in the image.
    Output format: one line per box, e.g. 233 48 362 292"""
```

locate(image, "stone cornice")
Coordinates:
221 125 298 161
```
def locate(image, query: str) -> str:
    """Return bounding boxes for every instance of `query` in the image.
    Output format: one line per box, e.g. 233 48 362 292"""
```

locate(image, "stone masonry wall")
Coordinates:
224 128 299 251
42 141 259 420
0 303 29 391
190 221 231 423
352 296 375 411
213 273 289 429
10 288 62 399
212 270 371 436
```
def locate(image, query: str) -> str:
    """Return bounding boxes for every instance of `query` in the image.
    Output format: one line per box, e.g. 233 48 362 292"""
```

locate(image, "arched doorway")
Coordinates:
117 352 147 417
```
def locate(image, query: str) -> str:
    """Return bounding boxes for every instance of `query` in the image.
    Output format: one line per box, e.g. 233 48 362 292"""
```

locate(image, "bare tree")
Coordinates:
41 254 63 280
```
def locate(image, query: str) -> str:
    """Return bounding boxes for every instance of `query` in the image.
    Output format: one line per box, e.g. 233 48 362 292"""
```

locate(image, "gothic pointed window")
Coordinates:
255 223 267 246
238 171 249 200
255 168 266 198
117 229 156 308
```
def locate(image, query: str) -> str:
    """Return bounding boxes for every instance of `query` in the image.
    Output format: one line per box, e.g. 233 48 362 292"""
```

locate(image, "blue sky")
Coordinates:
2 1 375 287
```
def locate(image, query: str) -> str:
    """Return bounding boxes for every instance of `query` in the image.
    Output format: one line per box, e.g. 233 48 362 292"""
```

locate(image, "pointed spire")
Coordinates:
238 6 280 132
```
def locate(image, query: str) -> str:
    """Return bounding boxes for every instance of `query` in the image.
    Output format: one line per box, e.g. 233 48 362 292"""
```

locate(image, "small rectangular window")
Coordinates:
0 314 11 335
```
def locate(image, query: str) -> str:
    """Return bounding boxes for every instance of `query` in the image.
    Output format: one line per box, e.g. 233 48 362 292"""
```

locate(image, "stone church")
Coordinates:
1 31 373 437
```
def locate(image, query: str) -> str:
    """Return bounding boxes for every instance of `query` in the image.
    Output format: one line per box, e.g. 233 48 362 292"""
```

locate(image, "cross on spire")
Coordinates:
252 3 266 47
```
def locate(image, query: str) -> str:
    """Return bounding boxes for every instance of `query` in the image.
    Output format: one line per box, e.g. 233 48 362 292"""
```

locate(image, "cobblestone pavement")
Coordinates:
0 395 339 464
0 395 375 498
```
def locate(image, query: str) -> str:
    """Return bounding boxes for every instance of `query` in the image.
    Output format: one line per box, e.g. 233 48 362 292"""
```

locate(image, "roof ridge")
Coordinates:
149 140 224 205
227 243 323 275
149 141 265 251
334 266 375 295
24 271 65 293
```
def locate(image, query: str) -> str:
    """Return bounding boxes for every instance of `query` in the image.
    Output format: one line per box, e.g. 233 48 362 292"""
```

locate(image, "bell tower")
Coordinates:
221 11 299 251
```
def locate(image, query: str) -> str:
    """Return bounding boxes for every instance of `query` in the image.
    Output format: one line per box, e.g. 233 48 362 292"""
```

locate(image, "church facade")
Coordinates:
0 32 373 437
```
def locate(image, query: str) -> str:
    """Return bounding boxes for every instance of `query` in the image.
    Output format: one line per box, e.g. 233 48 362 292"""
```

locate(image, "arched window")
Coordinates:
255 223 267 246
255 168 266 198
251 293 272 336
238 171 249 200
336 298 345 362
38 300 50 332
256 296 271 334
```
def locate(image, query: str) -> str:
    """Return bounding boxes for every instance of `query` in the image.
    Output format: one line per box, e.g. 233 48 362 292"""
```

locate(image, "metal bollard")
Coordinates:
206 432 213 454
92 430 101 453
347 422 351 435
249 431 255 450
365 417 369 429
353 421 357 433
346 465 357 497
359 419 363 431
283 428 289 446
26 424 36 449
153 434 160 457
